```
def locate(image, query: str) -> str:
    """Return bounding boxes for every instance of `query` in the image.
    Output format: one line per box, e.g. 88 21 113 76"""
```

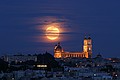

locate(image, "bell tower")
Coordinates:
87 36 92 58
83 36 92 58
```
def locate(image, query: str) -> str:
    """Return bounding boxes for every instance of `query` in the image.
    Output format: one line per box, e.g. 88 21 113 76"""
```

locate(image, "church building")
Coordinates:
54 36 92 58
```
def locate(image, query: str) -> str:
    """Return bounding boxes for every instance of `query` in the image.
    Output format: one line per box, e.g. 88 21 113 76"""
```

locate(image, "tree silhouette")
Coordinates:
0 59 8 72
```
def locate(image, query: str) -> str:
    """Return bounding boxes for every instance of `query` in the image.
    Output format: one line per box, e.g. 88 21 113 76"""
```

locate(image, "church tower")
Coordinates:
54 42 63 58
83 36 92 58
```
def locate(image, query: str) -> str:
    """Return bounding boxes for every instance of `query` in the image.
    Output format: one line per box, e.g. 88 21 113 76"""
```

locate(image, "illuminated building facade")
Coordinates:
54 36 92 58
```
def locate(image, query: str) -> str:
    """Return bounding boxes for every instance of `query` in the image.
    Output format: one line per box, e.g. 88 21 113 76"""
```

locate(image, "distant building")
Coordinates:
3 54 37 63
54 36 92 58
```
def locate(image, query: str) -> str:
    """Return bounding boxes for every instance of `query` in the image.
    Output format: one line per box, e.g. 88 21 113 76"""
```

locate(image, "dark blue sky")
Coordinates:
0 0 120 58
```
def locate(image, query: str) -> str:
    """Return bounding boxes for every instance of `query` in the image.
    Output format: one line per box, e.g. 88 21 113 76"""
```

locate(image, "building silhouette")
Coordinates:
54 36 92 58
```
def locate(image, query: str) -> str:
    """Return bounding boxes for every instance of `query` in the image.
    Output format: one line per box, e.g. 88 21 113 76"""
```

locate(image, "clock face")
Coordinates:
88 42 91 44
89 48 91 50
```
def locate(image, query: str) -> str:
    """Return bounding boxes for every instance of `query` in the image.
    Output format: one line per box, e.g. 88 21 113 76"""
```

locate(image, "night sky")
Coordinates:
0 0 120 58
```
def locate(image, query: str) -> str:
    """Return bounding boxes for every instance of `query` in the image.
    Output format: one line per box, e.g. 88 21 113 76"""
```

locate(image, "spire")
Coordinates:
84 36 87 39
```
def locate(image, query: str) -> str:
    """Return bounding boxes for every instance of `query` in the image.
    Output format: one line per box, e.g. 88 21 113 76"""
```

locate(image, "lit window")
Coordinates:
89 48 91 50
37 65 47 68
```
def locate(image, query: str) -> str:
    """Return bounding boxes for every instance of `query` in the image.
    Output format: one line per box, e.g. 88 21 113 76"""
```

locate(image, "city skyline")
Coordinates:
0 0 120 57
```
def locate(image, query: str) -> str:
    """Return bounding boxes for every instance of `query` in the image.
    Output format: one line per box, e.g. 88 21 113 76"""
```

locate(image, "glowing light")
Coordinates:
37 65 47 68
35 16 70 43
46 26 60 40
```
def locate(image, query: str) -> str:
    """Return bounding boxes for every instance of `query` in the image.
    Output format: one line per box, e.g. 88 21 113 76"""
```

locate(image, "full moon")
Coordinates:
46 26 60 40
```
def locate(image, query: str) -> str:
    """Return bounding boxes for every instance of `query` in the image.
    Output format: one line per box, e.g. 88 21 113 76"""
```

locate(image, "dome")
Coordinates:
55 43 62 51
55 42 62 51
96 53 102 58
88 36 91 39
